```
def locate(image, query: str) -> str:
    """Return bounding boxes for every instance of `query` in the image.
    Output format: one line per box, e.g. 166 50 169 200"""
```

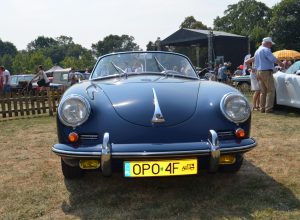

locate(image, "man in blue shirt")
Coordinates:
246 37 283 113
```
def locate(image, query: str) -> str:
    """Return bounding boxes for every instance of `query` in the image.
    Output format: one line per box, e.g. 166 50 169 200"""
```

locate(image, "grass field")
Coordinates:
0 107 299 219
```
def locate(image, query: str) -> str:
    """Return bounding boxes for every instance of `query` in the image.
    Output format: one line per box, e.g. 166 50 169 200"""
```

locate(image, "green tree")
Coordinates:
12 52 31 73
269 0 300 51
214 0 271 42
146 41 156 51
180 16 209 29
27 36 58 51
61 56 79 69
56 35 74 46
0 54 14 73
12 51 53 74
249 26 269 48
92 34 140 57
29 51 53 71
0 39 18 57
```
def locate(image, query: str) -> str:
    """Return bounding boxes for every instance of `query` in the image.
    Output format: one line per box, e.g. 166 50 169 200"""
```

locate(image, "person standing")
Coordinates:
69 68 77 86
249 68 260 111
0 66 11 94
220 63 228 83
0 67 3 92
217 64 223 82
246 37 283 113
34 65 50 90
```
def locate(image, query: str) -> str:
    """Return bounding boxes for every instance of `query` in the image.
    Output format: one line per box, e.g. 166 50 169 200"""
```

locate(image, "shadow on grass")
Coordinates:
273 105 300 116
62 160 300 219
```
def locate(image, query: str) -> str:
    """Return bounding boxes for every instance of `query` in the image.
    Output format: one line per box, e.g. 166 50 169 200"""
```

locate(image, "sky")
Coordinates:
1 0 280 51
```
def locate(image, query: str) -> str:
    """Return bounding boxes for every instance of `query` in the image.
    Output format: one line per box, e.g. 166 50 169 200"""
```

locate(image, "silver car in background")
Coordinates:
274 61 300 108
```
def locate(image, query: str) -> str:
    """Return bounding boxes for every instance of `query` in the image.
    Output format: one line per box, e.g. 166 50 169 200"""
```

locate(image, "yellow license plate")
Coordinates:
124 158 197 177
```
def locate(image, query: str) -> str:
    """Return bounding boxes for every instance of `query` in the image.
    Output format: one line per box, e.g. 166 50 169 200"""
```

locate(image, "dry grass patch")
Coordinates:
0 108 299 219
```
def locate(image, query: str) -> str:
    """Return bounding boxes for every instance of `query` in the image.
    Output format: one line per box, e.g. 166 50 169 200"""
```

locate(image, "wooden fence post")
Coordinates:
47 88 53 116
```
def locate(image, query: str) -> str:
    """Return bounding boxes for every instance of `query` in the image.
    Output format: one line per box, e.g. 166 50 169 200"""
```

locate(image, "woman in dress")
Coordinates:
249 68 261 110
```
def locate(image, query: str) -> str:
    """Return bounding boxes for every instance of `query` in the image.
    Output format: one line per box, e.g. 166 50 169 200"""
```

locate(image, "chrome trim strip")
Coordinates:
208 130 220 172
80 134 99 140
217 131 234 137
101 133 112 176
52 141 256 158
151 88 165 123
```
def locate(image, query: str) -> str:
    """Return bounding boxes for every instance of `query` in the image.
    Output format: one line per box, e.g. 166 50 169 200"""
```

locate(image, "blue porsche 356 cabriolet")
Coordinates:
52 51 256 178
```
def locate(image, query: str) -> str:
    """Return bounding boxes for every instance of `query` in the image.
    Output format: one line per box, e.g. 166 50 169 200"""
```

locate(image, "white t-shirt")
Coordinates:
3 70 11 85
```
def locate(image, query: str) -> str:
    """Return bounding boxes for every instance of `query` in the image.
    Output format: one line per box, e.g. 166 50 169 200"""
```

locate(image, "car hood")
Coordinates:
96 78 200 127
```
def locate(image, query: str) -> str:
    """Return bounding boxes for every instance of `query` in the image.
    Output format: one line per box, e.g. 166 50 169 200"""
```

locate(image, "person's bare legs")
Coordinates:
252 90 260 110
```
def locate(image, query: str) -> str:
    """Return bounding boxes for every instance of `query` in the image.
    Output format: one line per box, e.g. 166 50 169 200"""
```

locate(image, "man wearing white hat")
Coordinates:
249 37 283 113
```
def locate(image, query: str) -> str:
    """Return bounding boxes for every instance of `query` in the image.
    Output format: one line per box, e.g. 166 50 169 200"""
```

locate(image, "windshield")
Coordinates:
91 52 197 79
286 61 300 74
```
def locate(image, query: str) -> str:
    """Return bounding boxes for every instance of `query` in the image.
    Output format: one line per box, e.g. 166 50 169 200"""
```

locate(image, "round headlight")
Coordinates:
58 94 91 127
220 93 251 123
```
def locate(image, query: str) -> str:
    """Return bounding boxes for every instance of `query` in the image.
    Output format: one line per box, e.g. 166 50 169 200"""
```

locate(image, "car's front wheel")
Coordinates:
219 154 244 173
61 158 84 179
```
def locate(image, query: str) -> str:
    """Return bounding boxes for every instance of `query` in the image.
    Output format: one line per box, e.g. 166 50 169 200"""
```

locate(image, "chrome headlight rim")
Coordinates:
58 94 91 127
220 92 251 123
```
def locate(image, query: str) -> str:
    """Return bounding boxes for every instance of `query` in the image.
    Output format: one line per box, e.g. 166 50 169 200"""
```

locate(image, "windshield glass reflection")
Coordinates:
91 52 197 79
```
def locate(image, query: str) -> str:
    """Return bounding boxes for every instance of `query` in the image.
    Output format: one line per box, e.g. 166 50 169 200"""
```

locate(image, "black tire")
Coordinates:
61 158 84 179
219 154 244 173
239 82 251 92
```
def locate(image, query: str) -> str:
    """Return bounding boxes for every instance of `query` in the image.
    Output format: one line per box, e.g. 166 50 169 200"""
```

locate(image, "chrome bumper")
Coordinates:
52 130 256 176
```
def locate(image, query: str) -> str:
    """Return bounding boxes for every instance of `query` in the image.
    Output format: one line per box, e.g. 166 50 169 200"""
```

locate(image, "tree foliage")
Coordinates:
269 0 300 51
0 39 18 57
214 0 271 40
12 51 53 74
0 54 14 72
92 34 140 57
180 16 209 29
27 36 58 51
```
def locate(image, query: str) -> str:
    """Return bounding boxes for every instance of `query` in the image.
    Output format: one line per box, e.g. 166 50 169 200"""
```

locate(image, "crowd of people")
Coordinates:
246 37 284 113
199 36 289 114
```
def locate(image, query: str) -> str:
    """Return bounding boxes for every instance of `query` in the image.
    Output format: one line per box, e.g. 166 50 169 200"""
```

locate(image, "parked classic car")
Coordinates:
51 70 87 86
52 51 256 179
274 60 300 108
232 74 251 92
10 74 36 92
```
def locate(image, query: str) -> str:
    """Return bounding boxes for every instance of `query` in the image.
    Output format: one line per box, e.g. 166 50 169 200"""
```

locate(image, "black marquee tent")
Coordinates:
161 28 249 68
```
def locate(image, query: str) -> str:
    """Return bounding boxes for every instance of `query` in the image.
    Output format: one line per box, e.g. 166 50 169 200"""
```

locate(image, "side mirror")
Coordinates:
295 70 300 75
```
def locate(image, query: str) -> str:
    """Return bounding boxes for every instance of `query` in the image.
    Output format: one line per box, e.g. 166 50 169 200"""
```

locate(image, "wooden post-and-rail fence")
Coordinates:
0 89 64 119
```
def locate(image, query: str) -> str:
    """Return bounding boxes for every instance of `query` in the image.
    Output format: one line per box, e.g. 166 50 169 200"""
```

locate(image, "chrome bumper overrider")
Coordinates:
52 130 257 176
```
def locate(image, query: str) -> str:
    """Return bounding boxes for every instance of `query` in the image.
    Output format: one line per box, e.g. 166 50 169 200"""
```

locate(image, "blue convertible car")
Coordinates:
52 51 256 178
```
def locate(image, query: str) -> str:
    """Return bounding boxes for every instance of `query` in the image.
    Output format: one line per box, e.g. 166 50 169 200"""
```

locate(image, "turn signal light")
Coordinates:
235 128 245 138
68 132 79 143
219 155 236 164
79 159 100 169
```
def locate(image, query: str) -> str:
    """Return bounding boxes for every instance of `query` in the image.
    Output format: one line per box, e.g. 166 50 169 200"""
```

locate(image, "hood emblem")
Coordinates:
152 88 165 123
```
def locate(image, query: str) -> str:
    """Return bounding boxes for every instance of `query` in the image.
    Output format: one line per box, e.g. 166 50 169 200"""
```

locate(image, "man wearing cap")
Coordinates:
246 37 283 113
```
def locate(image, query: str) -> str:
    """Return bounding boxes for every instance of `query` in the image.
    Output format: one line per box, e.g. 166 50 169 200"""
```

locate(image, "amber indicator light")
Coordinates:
235 128 245 138
68 132 79 143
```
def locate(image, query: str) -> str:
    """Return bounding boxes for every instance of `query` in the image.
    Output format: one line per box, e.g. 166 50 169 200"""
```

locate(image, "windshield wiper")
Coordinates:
154 56 166 72
111 62 125 74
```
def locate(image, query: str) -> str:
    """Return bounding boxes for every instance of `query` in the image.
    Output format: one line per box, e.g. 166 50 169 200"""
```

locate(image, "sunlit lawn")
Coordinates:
0 106 299 219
